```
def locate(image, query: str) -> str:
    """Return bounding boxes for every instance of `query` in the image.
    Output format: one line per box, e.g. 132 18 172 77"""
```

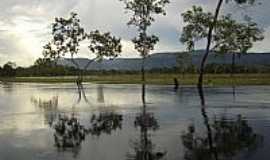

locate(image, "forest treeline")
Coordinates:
1 58 270 77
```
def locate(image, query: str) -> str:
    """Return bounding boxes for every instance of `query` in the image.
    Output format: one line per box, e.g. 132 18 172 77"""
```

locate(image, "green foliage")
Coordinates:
180 5 264 55
0 61 16 77
213 15 264 54
43 12 85 59
43 12 122 70
88 30 122 61
132 33 159 57
34 58 55 67
120 0 169 57
120 0 169 31
180 6 213 51
181 115 262 160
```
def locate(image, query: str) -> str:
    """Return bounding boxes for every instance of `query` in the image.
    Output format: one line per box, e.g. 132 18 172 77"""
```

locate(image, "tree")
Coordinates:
34 58 54 67
213 15 264 77
120 0 169 102
127 102 166 160
181 114 263 160
43 12 122 82
180 0 260 106
2 61 16 77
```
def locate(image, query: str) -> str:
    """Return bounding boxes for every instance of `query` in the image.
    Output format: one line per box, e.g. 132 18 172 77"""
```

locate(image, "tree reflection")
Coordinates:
1 82 14 93
30 96 59 126
181 111 263 160
89 112 123 136
31 96 86 157
127 84 166 160
97 85 105 103
53 114 89 158
49 111 122 158
73 84 92 107
73 84 105 107
198 85 206 106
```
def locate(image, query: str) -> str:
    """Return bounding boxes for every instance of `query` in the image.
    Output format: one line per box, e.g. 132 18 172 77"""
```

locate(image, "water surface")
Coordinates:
0 83 270 160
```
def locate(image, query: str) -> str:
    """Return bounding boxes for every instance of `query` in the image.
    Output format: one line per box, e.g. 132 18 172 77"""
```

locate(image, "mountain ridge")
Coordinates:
57 51 270 71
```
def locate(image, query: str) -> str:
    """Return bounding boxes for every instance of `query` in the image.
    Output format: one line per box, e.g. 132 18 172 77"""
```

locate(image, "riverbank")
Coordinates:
1 73 270 86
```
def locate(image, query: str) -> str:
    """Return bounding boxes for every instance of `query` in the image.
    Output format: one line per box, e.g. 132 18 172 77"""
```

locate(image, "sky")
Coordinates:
0 0 269 66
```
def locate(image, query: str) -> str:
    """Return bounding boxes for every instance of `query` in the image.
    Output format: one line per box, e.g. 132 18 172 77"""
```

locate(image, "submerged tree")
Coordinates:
43 12 122 83
120 0 169 102
127 102 166 160
181 114 263 160
180 0 262 105
53 114 89 158
89 112 123 137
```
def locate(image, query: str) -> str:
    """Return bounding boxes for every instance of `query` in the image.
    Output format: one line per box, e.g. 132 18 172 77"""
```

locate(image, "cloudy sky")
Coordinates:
0 0 269 66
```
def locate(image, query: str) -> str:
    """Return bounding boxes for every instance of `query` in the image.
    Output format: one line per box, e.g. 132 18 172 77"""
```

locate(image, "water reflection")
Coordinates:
97 85 105 103
54 114 88 157
73 84 91 107
31 96 88 157
1 82 14 93
31 96 59 126
181 110 263 160
89 112 123 137
127 106 166 160
127 84 166 160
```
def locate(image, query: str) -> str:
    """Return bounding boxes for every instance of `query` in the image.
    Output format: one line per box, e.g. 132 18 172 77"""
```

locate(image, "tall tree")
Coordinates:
2 61 16 77
180 0 260 106
213 15 264 77
43 12 122 82
120 0 169 102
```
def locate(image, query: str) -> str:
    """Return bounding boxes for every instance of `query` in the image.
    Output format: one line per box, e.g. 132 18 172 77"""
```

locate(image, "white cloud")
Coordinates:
0 0 269 66
251 26 270 53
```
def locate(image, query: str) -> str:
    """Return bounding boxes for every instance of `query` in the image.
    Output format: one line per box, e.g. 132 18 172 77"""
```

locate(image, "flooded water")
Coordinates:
0 82 270 160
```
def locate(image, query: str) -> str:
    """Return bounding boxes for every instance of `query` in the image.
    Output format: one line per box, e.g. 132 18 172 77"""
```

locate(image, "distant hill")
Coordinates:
57 50 270 71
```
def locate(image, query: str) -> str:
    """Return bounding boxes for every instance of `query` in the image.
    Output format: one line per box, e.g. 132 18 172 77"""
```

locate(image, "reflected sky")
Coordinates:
0 83 270 159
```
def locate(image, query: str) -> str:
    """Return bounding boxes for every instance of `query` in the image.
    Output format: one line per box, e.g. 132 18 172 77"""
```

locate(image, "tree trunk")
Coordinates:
70 56 82 78
198 0 224 106
231 53 236 100
201 107 219 160
231 53 235 78
142 57 146 104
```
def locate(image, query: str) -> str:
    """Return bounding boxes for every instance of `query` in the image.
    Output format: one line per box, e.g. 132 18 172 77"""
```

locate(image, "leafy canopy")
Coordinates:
180 6 213 51
180 5 264 54
120 0 169 57
213 15 264 54
43 12 122 64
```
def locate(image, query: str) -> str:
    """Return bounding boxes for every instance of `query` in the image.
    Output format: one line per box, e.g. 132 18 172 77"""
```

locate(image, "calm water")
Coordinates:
0 82 270 160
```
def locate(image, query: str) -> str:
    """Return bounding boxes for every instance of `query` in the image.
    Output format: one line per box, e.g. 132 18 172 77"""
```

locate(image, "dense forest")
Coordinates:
1 57 270 78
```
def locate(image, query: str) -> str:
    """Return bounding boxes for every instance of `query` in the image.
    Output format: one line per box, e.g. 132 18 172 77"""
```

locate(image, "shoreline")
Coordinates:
1 73 270 86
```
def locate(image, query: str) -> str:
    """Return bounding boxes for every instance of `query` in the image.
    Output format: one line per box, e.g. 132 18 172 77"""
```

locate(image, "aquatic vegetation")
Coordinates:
89 112 123 136
181 114 263 160
53 114 89 148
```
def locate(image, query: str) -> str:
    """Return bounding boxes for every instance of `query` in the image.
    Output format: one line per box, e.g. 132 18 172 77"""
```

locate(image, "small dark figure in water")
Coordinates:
174 78 179 91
